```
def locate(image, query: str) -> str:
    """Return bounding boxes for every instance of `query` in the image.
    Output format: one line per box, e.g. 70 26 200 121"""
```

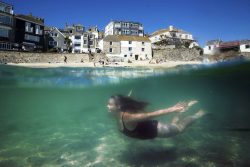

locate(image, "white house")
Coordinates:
203 40 221 55
46 27 67 51
240 40 250 53
64 24 102 53
103 35 152 61
149 25 199 48
203 40 246 55
119 36 152 60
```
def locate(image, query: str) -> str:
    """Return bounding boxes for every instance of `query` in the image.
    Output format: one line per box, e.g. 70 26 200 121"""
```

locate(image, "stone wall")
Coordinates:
153 48 202 61
241 52 250 58
0 51 90 64
103 41 120 54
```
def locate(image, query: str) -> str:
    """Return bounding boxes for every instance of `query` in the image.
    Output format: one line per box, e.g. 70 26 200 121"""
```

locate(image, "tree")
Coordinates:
64 37 72 53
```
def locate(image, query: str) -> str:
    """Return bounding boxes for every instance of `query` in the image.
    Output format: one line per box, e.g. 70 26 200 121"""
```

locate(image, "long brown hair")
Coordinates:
111 95 148 112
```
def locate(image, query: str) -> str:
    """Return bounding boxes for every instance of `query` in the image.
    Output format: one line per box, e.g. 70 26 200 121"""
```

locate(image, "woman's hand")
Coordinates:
172 100 198 113
171 102 187 112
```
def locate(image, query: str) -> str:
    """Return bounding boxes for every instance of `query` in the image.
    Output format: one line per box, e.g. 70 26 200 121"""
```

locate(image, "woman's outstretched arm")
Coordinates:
123 101 196 122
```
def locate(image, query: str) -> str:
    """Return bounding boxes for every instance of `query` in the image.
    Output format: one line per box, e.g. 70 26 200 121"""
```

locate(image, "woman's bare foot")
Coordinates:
171 116 180 124
188 100 198 107
193 110 206 119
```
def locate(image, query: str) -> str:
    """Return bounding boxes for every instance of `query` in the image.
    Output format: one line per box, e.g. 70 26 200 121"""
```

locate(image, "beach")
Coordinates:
6 60 202 68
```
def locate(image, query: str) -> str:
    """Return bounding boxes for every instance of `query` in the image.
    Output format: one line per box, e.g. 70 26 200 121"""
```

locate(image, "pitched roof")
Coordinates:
117 35 150 42
240 40 250 45
103 35 120 42
15 14 44 25
51 27 66 37
206 40 222 46
151 26 191 37
44 26 52 31
104 35 150 42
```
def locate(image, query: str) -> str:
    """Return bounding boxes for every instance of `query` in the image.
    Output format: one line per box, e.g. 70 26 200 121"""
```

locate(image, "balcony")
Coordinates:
0 15 12 26
114 23 121 28
0 5 13 15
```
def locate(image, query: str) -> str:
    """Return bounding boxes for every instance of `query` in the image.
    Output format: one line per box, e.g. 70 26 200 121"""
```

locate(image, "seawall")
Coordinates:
0 51 90 64
153 48 202 61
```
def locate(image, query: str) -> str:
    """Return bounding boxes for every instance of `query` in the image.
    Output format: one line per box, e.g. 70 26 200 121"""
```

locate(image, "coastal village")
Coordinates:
0 1 250 66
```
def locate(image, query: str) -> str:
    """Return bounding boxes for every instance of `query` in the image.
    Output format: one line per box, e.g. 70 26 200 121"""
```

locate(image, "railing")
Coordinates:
0 41 12 50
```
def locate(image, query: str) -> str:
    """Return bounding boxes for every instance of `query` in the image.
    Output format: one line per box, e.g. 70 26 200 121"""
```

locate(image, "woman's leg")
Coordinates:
157 122 180 138
157 110 205 138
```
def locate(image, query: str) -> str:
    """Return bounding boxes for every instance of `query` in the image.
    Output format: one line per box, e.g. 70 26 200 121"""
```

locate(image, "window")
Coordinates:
76 26 83 32
89 35 93 38
70 30 73 33
109 48 112 53
49 41 57 46
0 5 13 14
142 42 145 45
129 41 132 44
208 46 211 50
35 25 40 35
128 47 132 51
51 33 58 37
75 35 81 40
0 28 9 38
0 15 12 26
84 34 88 37
83 40 87 44
25 34 39 42
110 41 113 45
25 22 33 33
246 45 250 49
74 43 81 47
142 48 145 52
89 40 93 46
124 55 127 57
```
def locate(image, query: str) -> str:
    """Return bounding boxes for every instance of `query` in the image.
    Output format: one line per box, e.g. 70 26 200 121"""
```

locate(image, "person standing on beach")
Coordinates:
107 95 205 139
64 56 67 64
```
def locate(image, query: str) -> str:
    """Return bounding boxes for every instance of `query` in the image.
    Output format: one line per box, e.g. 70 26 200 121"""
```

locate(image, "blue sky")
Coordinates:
5 0 250 46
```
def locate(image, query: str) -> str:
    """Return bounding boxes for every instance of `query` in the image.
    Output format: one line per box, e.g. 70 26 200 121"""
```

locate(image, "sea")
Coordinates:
0 59 250 167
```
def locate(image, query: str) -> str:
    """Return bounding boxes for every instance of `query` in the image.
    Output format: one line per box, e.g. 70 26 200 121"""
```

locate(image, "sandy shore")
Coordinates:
6 61 203 68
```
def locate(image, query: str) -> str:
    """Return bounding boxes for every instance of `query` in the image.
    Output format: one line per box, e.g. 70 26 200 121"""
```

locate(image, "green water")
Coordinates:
0 61 250 167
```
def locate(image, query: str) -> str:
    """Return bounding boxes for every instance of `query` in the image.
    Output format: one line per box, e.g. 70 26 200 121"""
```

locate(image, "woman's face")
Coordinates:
107 98 119 112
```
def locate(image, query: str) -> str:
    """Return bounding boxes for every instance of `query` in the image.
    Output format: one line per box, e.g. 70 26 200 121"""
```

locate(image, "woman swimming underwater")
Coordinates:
107 95 205 139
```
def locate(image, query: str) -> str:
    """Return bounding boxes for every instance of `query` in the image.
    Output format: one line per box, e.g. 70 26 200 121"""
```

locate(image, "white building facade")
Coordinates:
105 21 144 37
203 40 221 55
240 40 250 53
103 35 152 61
150 25 199 48
65 24 101 53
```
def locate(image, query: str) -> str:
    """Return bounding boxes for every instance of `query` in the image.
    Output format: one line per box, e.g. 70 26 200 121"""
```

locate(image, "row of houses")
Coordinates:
203 40 250 55
44 25 104 53
0 1 205 61
0 1 44 51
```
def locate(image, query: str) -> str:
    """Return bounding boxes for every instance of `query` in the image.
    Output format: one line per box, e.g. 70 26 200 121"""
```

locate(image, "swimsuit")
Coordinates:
121 112 158 139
